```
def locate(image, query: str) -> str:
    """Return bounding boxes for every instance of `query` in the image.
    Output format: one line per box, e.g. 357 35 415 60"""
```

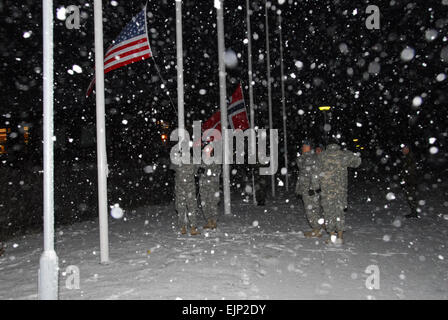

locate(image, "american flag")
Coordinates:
86 8 152 97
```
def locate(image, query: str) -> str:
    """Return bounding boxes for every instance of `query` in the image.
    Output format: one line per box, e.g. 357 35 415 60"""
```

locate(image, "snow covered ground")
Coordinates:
1 177 447 300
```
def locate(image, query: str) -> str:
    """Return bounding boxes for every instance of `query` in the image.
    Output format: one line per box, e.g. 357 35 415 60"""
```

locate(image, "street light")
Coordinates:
318 105 331 146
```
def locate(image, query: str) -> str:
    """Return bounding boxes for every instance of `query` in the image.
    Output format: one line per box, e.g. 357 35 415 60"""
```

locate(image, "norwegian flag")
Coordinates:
227 83 250 131
86 8 152 97
201 83 249 143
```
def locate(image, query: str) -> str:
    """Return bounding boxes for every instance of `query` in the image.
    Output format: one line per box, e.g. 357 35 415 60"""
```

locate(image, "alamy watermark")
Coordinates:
365 264 380 290
170 121 278 175
64 265 80 290
365 5 380 30
58 5 80 30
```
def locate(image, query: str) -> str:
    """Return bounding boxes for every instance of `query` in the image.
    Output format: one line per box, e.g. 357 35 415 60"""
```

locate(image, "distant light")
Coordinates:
161 134 167 142
353 138 359 142
319 106 331 111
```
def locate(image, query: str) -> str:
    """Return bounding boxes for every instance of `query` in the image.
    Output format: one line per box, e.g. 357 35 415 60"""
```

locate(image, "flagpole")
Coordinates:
278 12 289 191
265 1 275 197
93 0 109 264
175 0 185 141
38 0 59 300
246 0 257 205
216 0 231 215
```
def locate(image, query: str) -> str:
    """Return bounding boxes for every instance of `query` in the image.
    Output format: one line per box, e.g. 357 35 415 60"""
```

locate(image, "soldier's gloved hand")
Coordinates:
308 190 315 196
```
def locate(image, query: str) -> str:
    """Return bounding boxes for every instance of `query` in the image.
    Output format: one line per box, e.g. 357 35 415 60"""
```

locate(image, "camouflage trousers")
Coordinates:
199 185 219 221
302 193 322 230
175 185 198 228
320 189 346 233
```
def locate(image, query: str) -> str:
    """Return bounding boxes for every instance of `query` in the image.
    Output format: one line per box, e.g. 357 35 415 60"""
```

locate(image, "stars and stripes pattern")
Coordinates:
86 8 152 97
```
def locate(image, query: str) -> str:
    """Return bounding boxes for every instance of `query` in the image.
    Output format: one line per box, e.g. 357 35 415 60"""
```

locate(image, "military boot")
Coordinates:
203 219 217 229
190 226 201 236
304 229 322 238
180 226 187 235
337 231 344 244
326 232 343 244
326 232 337 244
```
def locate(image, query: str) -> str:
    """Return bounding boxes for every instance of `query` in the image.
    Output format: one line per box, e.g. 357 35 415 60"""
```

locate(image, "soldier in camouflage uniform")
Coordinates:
199 145 221 229
171 161 201 235
318 143 361 244
295 142 323 238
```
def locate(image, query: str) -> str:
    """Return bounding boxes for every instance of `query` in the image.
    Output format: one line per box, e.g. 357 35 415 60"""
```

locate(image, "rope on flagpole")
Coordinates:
143 3 177 116
151 56 178 116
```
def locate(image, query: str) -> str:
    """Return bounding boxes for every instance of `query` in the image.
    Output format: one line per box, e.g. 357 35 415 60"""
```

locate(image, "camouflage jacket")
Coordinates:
199 163 221 189
317 144 361 205
295 152 321 195
170 162 199 186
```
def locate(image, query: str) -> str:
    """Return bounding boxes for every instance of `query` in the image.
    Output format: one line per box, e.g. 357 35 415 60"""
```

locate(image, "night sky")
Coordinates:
1 0 447 175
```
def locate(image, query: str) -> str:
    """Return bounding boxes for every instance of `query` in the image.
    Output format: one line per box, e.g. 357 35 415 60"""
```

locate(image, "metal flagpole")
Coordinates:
216 0 231 215
278 12 289 191
175 0 187 224
38 0 59 300
93 0 109 264
246 0 257 205
175 0 184 141
265 1 275 197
